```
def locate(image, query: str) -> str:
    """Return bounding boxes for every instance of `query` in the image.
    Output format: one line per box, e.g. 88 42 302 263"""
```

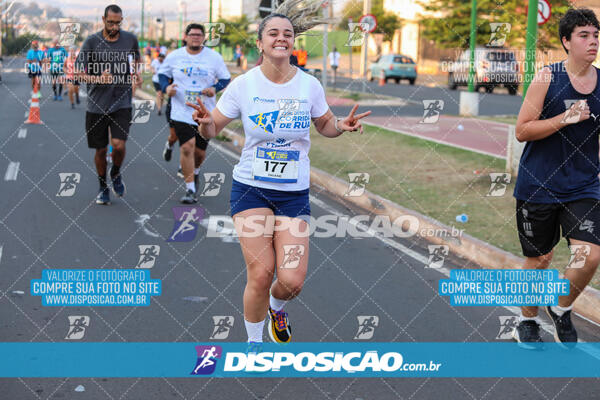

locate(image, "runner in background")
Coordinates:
150 53 166 115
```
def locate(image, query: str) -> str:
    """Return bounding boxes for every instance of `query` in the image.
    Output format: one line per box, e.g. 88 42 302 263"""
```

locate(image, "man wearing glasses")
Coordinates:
76 4 141 205
158 23 230 204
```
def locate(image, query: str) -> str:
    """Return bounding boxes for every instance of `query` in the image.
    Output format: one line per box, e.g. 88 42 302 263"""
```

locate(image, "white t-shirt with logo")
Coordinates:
217 66 329 191
158 46 230 125
328 51 340 67
150 58 162 83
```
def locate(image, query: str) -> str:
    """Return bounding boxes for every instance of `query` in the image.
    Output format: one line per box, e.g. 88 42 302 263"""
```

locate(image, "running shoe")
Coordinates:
53 94 57 101
111 174 126 197
177 166 184 178
96 187 110 205
512 320 543 350
180 189 197 204
57 95 63 101
268 306 292 344
163 142 172 162
246 341 263 354
194 173 200 192
71 103 75 109
76 97 80 104
546 306 578 347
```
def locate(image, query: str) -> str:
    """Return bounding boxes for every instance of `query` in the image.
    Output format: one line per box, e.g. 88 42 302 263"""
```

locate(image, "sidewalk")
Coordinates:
362 115 511 159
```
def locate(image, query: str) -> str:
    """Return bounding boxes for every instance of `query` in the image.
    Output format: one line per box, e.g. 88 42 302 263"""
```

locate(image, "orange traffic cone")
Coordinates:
25 80 42 124
378 70 386 87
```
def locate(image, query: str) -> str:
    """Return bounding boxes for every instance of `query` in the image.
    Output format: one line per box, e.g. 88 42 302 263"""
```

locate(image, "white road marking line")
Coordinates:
4 161 20 181
0 245 3 264
17 128 27 139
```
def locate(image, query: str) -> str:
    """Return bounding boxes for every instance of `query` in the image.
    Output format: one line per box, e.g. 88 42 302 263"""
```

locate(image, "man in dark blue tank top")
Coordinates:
512 8 600 348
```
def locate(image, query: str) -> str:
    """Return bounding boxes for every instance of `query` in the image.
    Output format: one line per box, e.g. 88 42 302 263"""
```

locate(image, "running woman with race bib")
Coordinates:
187 2 370 348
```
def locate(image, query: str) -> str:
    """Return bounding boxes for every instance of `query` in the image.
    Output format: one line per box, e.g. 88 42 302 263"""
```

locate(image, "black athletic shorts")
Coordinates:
165 97 174 128
516 198 600 257
85 108 132 149
28 71 42 78
172 120 209 150
152 81 162 92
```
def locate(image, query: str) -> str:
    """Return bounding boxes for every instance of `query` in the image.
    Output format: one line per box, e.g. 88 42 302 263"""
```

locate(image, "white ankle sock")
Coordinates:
244 319 265 342
185 181 195 192
551 304 573 317
269 292 287 311
519 313 538 323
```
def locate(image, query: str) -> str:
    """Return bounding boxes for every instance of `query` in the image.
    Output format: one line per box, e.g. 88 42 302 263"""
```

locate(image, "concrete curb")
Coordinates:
136 88 600 327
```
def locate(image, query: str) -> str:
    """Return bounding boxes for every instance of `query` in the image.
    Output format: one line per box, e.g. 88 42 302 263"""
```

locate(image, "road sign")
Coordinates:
359 14 377 33
538 0 551 26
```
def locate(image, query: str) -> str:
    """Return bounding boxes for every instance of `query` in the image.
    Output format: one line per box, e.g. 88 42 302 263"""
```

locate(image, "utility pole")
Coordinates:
467 0 476 92
359 0 371 78
523 0 538 96
141 0 145 45
321 1 328 90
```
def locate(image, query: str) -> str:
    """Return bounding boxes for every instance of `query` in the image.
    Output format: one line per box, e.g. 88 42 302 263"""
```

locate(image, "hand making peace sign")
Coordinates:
337 104 371 134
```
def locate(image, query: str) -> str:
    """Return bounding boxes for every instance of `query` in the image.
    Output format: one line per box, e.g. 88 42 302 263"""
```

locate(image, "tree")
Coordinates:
217 15 255 54
339 0 401 41
418 0 571 51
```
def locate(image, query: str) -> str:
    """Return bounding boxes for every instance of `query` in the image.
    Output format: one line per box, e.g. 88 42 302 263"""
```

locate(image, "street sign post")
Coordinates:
538 0 551 26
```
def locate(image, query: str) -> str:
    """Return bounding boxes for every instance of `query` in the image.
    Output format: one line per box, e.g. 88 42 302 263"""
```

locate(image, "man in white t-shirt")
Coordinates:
150 53 165 115
328 47 341 85
158 23 231 204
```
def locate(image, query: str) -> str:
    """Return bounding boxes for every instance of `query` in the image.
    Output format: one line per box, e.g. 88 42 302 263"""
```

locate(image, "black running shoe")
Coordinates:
268 306 292 344
180 189 197 204
111 174 125 197
163 142 172 162
96 187 110 205
194 173 199 191
546 306 578 347
512 320 543 350
177 166 184 178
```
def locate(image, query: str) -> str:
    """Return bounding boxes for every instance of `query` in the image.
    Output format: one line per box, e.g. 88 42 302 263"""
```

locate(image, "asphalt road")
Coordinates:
328 76 522 117
0 60 599 399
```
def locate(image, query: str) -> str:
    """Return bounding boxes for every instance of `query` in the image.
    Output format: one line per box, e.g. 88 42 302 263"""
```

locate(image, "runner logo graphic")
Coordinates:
210 316 234 340
562 99 586 124
200 173 225 197
420 100 444 124
204 23 225 47
56 173 80 197
280 244 305 269
136 245 160 268
487 23 511 47
496 316 518 339
568 244 590 269
487 173 511 197
65 316 90 340
278 99 300 120
346 23 369 46
354 316 379 340
344 172 370 197
168 206 204 242
249 111 280 133
131 100 155 123
58 22 80 46
191 345 222 375
427 245 449 269
580 219 595 234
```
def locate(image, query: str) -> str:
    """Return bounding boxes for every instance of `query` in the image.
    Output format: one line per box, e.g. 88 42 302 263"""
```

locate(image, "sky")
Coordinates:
30 0 346 23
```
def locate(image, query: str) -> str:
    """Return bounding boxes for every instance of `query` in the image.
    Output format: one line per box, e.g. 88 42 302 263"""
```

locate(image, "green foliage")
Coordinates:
418 0 573 51
3 33 40 55
339 0 401 41
217 15 256 54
